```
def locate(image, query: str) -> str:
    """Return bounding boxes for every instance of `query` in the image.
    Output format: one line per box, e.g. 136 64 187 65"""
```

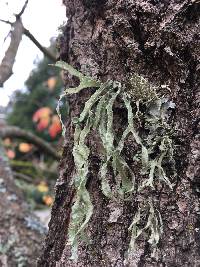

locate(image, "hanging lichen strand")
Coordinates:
54 61 176 260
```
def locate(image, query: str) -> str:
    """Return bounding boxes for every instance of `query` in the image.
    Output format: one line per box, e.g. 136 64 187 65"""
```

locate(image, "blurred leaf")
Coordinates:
37 181 49 193
48 115 62 138
6 149 15 159
3 138 11 147
43 195 53 206
37 117 50 131
33 107 52 131
47 77 57 91
32 107 52 122
19 143 32 153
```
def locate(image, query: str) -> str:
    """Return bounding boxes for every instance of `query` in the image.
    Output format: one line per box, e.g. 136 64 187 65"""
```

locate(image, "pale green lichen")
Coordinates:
127 73 158 102
54 61 176 261
128 199 163 254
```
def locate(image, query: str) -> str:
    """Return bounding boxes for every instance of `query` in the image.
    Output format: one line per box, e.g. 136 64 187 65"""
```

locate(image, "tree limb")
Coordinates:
0 12 56 86
0 0 30 86
0 19 13 25
23 28 57 62
0 126 61 160
16 0 29 18
13 171 34 183
0 18 23 86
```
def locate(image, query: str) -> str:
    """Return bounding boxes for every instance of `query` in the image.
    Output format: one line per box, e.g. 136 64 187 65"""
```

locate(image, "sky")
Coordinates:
0 0 67 107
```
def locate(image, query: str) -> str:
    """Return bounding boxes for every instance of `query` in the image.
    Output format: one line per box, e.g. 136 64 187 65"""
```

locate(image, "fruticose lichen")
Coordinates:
55 61 176 260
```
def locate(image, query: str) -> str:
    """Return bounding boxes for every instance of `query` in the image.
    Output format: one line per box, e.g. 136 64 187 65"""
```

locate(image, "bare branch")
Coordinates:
0 19 23 87
16 0 29 18
0 17 56 86
0 126 61 160
0 0 30 86
13 171 34 183
23 28 57 62
0 19 13 25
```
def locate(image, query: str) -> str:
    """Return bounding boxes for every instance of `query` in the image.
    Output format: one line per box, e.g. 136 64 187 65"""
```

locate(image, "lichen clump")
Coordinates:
127 74 157 102
55 61 175 261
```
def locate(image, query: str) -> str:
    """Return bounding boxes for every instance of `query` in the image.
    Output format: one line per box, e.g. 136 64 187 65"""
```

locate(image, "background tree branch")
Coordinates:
0 3 56 87
0 126 61 160
15 0 29 18
0 18 23 86
13 171 34 183
23 27 56 62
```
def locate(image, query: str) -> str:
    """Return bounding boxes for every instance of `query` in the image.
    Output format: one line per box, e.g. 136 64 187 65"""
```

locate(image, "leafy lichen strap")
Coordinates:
79 81 111 123
99 86 121 198
112 152 135 195
122 93 149 170
128 208 143 251
128 199 163 254
105 86 121 156
55 60 101 137
56 92 68 136
156 137 173 188
139 160 157 190
93 93 108 128
55 61 101 95
69 115 93 261
144 200 163 248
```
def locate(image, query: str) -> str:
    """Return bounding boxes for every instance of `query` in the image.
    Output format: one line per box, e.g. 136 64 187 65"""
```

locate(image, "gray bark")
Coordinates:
0 143 45 266
38 1 200 266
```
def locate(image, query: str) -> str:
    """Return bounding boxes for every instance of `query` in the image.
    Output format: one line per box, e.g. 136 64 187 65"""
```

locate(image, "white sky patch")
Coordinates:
0 0 67 107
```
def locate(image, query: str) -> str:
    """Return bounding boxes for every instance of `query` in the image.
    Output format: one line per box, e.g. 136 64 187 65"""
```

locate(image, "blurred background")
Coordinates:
0 0 67 227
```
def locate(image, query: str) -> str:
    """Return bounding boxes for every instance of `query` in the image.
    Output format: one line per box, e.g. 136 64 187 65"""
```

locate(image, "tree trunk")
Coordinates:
38 0 200 266
0 144 45 266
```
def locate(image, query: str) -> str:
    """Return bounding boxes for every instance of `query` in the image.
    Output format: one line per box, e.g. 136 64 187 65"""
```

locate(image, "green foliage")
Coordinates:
55 61 176 260
26 57 58 91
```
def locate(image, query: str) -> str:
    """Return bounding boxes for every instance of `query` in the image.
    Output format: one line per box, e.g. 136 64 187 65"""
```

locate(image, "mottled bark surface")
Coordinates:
0 144 45 266
38 0 200 266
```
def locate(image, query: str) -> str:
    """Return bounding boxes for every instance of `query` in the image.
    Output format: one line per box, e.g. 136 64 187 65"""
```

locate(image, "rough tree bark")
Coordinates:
0 143 45 266
38 0 200 266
